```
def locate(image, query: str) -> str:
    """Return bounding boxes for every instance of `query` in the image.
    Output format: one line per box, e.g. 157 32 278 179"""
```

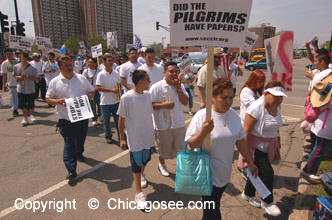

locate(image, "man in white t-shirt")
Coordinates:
42 52 60 87
46 55 95 185
30 53 44 100
138 48 163 87
138 47 147 64
120 48 142 93
1 48 19 117
302 50 332 181
74 56 83 74
118 69 155 210
96 54 121 144
197 48 228 109
150 61 189 177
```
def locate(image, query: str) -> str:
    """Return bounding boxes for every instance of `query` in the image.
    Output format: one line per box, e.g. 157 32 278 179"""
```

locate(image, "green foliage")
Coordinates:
87 35 107 53
147 42 162 57
320 41 330 51
65 34 83 54
29 41 42 55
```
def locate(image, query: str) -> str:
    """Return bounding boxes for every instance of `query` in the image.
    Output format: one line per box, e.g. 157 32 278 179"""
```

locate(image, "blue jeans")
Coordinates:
58 119 89 173
303 136 332 174
185 88 193 109
89 91 101 121
101 103 119 140
9 86 18 110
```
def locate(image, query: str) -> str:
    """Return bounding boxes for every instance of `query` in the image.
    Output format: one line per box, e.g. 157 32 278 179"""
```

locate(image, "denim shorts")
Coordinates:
129 148 152 173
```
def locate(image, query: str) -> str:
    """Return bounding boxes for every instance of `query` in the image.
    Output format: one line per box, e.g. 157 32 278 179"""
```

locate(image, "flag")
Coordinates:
134 35 142 50
60 44 66 54
310 35 319 51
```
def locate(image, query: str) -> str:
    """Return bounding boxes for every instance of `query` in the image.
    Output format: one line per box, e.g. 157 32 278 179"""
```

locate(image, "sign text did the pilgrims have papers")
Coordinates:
170 0 253 47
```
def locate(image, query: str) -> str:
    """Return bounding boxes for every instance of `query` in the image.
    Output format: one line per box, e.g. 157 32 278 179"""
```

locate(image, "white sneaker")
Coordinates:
21 117 29 126
141 173 147 188
92 121 98 126
135 192 148 210
241 192 261 208
301 170 321 181
30 114 37 122
261 201 281 216
158 163 170 177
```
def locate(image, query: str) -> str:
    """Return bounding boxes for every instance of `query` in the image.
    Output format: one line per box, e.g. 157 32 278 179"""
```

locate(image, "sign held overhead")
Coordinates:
170 0 253 47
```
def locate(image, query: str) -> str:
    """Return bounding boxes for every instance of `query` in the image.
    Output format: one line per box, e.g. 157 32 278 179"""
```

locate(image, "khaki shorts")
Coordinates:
155 127 186 159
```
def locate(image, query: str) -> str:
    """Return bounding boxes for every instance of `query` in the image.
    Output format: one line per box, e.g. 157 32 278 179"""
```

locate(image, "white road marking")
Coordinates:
0 150 129 218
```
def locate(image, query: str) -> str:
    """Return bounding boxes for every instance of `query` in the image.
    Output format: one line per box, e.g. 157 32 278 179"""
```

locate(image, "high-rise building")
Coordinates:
79 0 133 50
31 0 133 50
248 24 276 50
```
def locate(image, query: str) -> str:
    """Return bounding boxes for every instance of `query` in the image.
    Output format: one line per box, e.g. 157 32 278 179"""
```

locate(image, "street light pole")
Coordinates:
14 0 20 23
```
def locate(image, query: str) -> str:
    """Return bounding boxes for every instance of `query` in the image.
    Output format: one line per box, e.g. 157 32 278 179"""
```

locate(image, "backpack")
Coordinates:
313 196 332 220
304 96 330 129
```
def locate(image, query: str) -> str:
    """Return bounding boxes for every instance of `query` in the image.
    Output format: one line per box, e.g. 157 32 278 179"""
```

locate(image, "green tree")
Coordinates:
148 42 162 57
320 41 330 50
65 34 83 54
29 41 42 55
87 35 107 53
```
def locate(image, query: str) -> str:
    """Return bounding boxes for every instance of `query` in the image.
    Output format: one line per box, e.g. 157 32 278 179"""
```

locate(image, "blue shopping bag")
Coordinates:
175 142 212 196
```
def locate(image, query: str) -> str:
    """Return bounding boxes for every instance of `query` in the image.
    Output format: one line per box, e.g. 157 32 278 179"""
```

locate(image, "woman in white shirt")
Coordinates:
82 57 101 126
238 70 266 175
241 81 286 217
186 78 258 220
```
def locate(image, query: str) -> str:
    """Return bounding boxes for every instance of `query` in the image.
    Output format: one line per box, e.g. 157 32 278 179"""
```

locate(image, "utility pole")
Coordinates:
14 0 19 23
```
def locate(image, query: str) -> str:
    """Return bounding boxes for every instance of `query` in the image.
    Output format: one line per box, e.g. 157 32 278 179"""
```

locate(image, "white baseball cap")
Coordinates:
264 87 287 97
32 52 40 57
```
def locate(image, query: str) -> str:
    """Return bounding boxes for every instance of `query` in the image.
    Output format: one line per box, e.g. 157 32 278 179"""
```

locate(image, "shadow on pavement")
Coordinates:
81 157 133 194
147 181 201 207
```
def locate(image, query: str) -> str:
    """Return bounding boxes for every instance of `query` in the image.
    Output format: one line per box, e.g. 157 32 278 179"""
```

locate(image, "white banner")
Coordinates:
178 57 192 73
171 49 179 57
91 44 103 58
65 95 94 123
79 41 85 49
265 31 294 91
107 32 118 49
36 36 53 50
9 35 33 51
170 0 253 47
51 49 62 57
243 31 258 51
264 35 280 78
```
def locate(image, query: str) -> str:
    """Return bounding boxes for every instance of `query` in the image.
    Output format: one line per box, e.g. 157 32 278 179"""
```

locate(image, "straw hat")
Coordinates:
310 74 332 108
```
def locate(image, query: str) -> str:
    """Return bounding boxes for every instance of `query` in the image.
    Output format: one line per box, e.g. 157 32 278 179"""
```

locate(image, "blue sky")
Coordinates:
0 0 331 48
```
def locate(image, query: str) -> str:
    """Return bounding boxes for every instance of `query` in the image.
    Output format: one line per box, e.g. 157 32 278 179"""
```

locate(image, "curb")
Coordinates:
289 134 312 220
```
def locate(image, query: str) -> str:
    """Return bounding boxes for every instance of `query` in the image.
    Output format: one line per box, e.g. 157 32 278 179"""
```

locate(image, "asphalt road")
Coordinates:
0 58 309 219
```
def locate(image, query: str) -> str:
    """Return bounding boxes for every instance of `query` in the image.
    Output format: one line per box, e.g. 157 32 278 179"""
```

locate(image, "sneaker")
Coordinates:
30 114 37 122
21 117 29 126
105 138 113 144
13 110 19 117
241 192 261 208
189 111 194 116
158 163 170 177
261 201 281 216
92 121 98 126
301 170 321 181
141 173 148 188
66 171 78 186
135 192 148 210
77 155 85 162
